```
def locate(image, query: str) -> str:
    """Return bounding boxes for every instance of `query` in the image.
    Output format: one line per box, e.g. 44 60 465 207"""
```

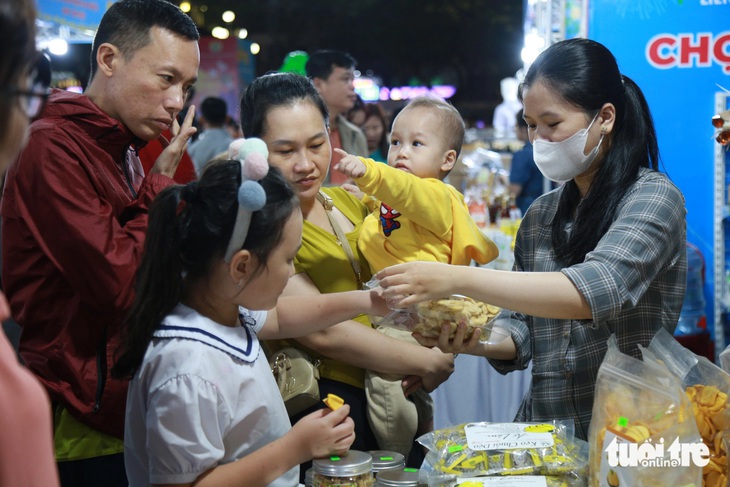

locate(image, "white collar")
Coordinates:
153 303 260 363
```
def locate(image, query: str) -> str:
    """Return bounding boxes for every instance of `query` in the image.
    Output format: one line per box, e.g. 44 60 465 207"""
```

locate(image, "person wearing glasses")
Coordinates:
0 0 59 486
1 0 199 485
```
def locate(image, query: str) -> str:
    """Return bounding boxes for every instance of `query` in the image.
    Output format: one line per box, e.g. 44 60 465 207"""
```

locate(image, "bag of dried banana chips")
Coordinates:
587 335 703 487
641 327 730 487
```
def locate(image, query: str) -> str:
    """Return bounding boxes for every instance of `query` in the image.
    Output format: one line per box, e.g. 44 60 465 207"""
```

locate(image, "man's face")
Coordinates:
314 65 356 116
105 26 199 141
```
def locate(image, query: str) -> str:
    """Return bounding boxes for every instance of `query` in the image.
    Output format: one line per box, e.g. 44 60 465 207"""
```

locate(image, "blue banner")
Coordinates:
588 0 730 339
37 0 113 32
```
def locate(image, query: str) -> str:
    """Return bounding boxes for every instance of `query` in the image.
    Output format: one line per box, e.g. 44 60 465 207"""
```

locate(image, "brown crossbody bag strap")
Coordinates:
317 191 362 289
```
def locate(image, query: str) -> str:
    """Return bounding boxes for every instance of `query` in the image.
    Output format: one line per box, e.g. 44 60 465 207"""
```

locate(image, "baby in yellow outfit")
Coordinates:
336 96 498 456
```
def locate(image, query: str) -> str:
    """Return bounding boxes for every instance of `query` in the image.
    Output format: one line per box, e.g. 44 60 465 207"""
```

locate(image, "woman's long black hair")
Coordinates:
113 161 297 378
521 38 660 266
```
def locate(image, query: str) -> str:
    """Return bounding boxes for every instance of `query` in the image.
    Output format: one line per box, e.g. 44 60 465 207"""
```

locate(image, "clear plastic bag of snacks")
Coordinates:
364 277 508 344
640 327 730 487
720 344 730 375
587 335 702 487
416 420 588 486
411 294 506 343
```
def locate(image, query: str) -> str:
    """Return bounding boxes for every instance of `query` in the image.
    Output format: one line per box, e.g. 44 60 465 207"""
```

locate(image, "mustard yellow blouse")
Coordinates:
272 187 374 389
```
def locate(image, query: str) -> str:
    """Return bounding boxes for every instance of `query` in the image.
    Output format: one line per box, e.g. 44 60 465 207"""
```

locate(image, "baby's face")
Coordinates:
387 106 451 180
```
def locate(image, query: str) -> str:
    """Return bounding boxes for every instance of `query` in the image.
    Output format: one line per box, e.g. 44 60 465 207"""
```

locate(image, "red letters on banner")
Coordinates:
647 32 730 74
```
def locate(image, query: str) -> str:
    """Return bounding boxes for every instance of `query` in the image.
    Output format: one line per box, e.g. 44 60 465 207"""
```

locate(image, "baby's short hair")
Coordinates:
400 96 465 157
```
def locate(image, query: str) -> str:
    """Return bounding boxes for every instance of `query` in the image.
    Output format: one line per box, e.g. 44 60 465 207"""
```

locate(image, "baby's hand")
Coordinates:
334 148 366 178
340 183 363 199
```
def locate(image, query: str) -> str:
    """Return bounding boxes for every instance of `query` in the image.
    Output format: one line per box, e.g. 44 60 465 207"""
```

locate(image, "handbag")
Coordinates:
267 192 359 416
268 347 321 417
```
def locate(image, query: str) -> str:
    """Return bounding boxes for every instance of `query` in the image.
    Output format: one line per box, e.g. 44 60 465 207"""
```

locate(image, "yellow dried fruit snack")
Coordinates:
588 336 703 487
323 393 345 411
417 421 587 481
414 295 501 341
685 384 729 487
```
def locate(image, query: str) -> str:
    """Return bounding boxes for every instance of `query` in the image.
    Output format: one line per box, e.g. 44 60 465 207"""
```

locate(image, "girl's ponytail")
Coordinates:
113 156 298 379
112 185 188 379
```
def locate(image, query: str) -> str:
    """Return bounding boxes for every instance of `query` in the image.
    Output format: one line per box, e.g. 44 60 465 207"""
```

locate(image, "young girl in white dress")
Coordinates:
114 142 387 486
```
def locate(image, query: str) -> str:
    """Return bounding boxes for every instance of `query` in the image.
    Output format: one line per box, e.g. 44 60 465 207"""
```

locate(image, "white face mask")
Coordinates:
532 114 604 183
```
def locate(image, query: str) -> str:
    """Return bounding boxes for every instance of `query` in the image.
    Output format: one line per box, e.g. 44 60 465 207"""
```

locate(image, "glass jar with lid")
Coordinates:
304 467 314 487
367 450 406 477
312 450 374 487
374 467 422 486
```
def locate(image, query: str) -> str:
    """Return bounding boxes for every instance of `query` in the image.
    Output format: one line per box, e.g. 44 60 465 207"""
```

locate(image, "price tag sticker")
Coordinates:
464 423 555 451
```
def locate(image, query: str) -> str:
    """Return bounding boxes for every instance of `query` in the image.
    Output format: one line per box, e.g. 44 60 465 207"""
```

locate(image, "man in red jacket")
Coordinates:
0 0 199 485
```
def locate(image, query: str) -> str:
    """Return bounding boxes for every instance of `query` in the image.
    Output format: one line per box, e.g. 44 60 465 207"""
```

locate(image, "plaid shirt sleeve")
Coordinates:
487 170 686 437
563 171 687 327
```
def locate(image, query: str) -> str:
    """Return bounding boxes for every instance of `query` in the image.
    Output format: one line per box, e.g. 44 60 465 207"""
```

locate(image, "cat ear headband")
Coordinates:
224 137 270 263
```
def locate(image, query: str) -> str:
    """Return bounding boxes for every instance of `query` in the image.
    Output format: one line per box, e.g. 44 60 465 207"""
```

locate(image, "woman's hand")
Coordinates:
413 323 484 355
414 322 517 361
376 262 459 308
290 405 356 459
414 346 455 393
340 183 364 200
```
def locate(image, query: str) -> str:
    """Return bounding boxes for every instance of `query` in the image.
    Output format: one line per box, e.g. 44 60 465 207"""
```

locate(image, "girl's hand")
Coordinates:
376 262 457 307
368 287 391 317
291 404 355 459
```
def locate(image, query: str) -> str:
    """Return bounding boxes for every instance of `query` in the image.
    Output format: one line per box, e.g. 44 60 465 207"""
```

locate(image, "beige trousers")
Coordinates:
365 326 434 456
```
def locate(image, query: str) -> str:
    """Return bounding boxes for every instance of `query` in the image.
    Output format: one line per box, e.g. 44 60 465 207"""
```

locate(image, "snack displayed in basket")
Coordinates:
413 295 501 341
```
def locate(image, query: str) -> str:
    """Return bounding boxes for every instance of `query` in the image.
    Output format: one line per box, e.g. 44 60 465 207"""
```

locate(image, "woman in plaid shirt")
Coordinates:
375 38 687 440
